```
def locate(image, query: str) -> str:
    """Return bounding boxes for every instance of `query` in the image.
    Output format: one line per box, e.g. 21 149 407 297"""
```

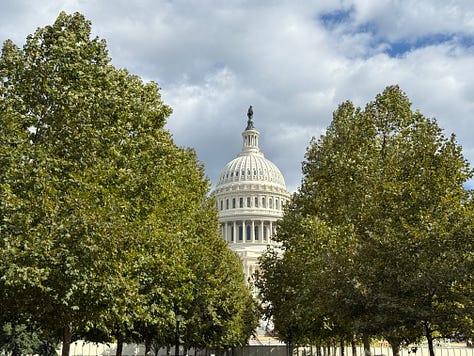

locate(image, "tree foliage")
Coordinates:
0 11 257 356
257 86 474 355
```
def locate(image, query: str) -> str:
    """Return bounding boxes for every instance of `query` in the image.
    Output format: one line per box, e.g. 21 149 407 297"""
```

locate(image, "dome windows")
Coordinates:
218 194 286 211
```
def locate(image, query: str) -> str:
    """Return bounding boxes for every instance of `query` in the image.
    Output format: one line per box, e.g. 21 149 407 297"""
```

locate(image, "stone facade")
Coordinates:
212 109 290 281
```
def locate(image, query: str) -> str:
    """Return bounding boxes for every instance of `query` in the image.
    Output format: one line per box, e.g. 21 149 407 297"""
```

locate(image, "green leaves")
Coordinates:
258 85 474 348
1 11 256 356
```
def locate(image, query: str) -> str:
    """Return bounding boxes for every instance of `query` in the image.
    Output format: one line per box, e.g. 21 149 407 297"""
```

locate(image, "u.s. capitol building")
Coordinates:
212 107 291 281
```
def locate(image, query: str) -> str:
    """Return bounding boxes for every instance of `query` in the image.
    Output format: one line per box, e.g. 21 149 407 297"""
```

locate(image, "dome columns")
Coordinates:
221 219 276 244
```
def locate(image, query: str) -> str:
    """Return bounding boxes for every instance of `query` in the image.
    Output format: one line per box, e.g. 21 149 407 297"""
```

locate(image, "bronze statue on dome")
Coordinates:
246 105 255 130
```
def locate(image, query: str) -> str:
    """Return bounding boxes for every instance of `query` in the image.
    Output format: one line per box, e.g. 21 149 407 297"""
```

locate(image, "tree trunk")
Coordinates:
388 339 400 356
288 341 294 356
362 335 371 356
145 337 151 356
424 322 435 356
351 336 357 356
341 339 345 356
116 333 123 356
385 334 405 356
61 323 72 356
11 346 20 356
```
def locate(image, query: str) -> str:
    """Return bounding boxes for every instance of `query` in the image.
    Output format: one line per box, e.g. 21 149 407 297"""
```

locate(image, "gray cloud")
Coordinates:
0 0 473 192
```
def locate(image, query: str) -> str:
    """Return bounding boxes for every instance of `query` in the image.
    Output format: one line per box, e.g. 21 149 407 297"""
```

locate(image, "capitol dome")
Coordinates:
212 106 290 281
217 148 286 188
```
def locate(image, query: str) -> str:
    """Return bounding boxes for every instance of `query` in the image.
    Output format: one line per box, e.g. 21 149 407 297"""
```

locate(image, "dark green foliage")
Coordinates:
0 321 59 356
257 86 474 354
0 11 257 356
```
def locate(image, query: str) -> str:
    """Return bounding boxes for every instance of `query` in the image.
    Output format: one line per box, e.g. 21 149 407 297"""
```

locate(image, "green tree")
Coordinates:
0 11 176 356
183 235 260 350
258 86 474 356
1 12 258 356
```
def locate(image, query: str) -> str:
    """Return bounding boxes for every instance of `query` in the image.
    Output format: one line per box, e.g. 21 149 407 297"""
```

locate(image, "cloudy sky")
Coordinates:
1 1 473 192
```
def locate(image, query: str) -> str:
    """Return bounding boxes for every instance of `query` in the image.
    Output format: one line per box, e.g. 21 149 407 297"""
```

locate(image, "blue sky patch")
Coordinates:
383 33 473 57
319 7 354 30
319 7 473 59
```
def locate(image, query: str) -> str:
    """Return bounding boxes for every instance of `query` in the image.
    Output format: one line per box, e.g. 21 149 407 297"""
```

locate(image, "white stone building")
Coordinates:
212 107 291 281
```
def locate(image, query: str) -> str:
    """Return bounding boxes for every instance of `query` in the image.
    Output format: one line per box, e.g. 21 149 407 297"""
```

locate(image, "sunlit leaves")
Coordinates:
1 11 257 356
257 86 474 350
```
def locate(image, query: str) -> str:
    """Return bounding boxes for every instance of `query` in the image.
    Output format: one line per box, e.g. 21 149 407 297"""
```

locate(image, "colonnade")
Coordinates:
221 220 276 243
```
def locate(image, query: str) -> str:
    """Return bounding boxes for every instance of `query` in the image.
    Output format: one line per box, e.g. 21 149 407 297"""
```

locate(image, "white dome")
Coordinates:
217 152 286 188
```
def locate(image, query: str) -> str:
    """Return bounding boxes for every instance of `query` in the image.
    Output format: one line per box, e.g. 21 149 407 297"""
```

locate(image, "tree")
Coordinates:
0 11 172 356
183 233 260 351
0 12 258 356
257 86 474 356
0 11 158 356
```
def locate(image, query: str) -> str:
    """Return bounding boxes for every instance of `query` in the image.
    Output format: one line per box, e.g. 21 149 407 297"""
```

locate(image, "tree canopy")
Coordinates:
257 86 474 356
0 11 258 356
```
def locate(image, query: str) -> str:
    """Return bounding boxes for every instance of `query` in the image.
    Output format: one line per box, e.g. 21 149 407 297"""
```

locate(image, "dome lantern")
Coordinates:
241 105 261 156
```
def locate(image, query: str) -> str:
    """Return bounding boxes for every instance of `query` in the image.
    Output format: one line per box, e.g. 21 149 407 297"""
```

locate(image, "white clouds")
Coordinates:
338 0 474 41
0 0 473 191
164 67 239 131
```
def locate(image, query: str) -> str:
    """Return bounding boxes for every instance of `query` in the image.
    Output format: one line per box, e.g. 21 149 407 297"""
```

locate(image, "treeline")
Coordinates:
0 12 259 356
257 86 474 356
